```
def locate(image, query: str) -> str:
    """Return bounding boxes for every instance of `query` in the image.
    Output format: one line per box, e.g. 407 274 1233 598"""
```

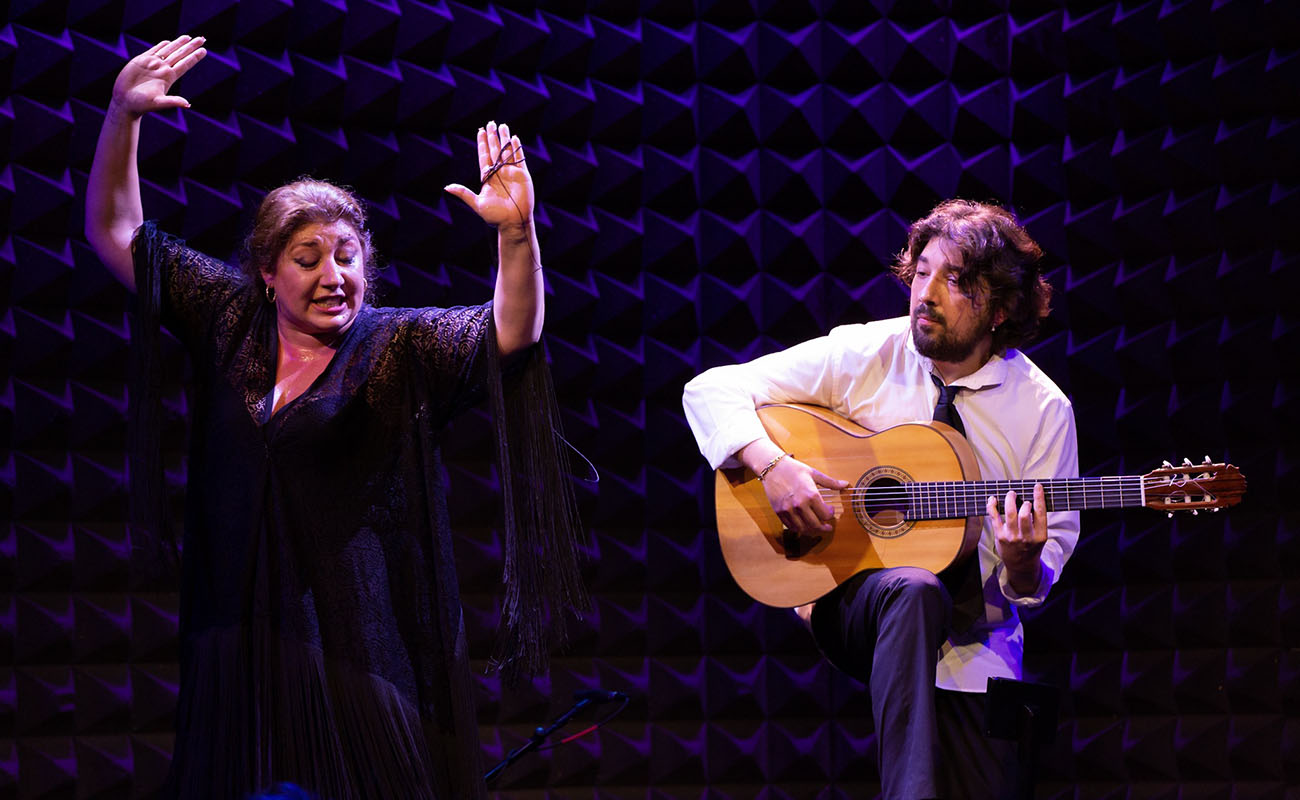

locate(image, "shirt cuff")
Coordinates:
703 419 771 471
996 561 1054 607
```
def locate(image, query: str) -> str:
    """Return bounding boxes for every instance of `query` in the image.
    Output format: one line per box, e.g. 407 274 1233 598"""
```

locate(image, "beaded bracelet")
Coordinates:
756 452 793 481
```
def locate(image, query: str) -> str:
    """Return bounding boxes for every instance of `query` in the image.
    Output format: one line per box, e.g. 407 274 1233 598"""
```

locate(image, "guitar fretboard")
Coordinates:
890 476 1145 521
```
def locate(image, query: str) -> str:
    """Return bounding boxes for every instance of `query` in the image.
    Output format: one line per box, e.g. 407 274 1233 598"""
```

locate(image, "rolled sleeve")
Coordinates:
683 383 771 470
995 555 1054 607
682 334 846 471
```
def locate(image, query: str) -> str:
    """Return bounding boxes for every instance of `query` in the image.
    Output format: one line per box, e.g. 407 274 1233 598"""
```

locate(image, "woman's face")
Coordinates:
262 220 366 342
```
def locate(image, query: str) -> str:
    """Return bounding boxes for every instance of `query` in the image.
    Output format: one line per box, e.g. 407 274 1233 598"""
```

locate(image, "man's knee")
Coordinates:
878 567 951 619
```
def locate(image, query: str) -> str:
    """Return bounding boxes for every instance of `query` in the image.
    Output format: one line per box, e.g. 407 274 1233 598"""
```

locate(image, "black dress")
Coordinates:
130 222 583 799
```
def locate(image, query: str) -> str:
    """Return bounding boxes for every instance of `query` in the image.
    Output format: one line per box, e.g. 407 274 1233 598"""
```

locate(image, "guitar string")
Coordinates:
811 487 1180 502
803 475 1190 490
793 477 1213 514
811 496 1206 517
801 476 1196 495
806 499 1208 518
803 480 1172 502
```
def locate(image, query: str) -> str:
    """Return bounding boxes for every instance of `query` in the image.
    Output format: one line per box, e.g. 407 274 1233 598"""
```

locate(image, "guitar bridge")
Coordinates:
780 529 823 559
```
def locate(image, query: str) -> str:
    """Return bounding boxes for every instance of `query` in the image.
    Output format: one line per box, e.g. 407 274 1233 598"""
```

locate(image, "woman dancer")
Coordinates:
85 35 585 799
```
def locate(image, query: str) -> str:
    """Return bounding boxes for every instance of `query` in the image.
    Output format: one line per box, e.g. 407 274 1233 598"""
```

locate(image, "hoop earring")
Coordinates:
265 285 276 303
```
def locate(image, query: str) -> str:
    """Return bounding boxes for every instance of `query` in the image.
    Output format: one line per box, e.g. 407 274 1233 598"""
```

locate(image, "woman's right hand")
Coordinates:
110 36 207 119
86 35 207 288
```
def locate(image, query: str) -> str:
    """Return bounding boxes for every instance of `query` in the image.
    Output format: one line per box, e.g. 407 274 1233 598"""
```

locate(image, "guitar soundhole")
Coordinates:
853 467 915 539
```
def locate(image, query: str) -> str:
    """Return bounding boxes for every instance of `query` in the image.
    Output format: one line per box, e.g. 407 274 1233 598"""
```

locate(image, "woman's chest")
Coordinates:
271 351 333 416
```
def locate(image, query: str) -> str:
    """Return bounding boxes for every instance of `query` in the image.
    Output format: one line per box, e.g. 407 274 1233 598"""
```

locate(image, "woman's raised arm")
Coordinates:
85 35 206 290
444 121 543 357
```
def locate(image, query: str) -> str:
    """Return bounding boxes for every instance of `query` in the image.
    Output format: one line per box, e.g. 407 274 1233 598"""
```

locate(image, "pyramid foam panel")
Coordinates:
3 1 1295 797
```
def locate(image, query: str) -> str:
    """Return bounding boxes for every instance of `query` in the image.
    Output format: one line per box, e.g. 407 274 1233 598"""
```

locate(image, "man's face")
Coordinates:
909 237 996 364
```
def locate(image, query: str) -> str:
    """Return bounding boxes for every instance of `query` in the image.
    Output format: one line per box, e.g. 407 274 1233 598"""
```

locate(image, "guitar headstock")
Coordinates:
1143 458 1246 516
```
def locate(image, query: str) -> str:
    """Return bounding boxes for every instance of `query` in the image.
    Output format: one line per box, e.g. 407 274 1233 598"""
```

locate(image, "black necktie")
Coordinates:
930 373 981 630
931 373 965 436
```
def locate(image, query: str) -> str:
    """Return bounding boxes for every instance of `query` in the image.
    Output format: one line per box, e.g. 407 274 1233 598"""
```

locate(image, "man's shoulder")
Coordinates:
827 316 911 347
1001 348 1072 409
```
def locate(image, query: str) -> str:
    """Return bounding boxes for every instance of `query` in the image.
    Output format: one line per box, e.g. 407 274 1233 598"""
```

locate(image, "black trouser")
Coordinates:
811 568 1014 800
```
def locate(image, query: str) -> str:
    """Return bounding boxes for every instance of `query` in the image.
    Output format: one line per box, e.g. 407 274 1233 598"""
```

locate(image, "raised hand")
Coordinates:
111 36 207 118
444 121 535 230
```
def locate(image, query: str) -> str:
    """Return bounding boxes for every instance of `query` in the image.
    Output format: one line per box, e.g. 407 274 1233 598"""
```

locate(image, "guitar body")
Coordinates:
715 404 984 608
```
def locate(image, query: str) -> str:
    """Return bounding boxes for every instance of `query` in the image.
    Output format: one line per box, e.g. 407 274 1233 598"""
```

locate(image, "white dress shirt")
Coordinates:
683 316 1080 692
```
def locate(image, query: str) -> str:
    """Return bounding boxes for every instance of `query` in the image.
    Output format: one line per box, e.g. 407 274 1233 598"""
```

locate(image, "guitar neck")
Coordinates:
905 476 1145 521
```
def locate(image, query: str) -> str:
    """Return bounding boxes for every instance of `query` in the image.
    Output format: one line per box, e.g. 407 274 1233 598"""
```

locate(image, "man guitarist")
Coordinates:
683 199 1079 799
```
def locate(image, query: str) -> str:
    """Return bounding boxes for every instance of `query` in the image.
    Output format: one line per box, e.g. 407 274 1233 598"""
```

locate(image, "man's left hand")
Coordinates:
987 483 1048 594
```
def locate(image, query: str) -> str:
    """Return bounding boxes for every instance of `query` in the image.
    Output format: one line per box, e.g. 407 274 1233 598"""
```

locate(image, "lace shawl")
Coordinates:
129 218 588 732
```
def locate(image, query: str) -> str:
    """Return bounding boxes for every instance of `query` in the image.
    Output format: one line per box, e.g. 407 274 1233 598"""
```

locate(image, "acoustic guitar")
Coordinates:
714 404 1247 608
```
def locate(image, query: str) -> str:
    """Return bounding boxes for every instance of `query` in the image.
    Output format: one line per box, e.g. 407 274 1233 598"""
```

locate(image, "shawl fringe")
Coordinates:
485 323 590 683
129 221 180 587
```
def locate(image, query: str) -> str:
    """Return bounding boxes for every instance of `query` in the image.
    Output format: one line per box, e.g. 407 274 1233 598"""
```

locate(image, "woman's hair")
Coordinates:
241 178 378 300
892 199 1053 353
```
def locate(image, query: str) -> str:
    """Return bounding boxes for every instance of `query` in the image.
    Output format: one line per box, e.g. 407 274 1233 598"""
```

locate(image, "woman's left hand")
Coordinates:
444 121 534 230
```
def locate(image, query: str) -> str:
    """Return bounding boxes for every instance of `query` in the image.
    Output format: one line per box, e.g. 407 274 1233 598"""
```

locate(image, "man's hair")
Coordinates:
241 177 378 301
892 199 1053 353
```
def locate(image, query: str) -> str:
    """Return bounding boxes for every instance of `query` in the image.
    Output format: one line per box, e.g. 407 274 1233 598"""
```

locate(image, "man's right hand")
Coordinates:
741 440 849 534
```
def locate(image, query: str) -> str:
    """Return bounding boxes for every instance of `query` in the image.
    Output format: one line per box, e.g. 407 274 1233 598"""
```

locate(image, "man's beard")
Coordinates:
910 305 993 363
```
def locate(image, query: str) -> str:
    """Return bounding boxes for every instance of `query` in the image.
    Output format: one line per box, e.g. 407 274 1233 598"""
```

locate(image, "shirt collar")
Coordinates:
904 324 1009 391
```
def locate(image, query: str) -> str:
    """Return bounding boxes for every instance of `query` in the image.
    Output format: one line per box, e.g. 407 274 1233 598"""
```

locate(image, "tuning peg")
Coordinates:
1183 458 1194 466
1162 460 1174 468
1192 510 1198 516
1167 512 1174 518
1203 456 1211 464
